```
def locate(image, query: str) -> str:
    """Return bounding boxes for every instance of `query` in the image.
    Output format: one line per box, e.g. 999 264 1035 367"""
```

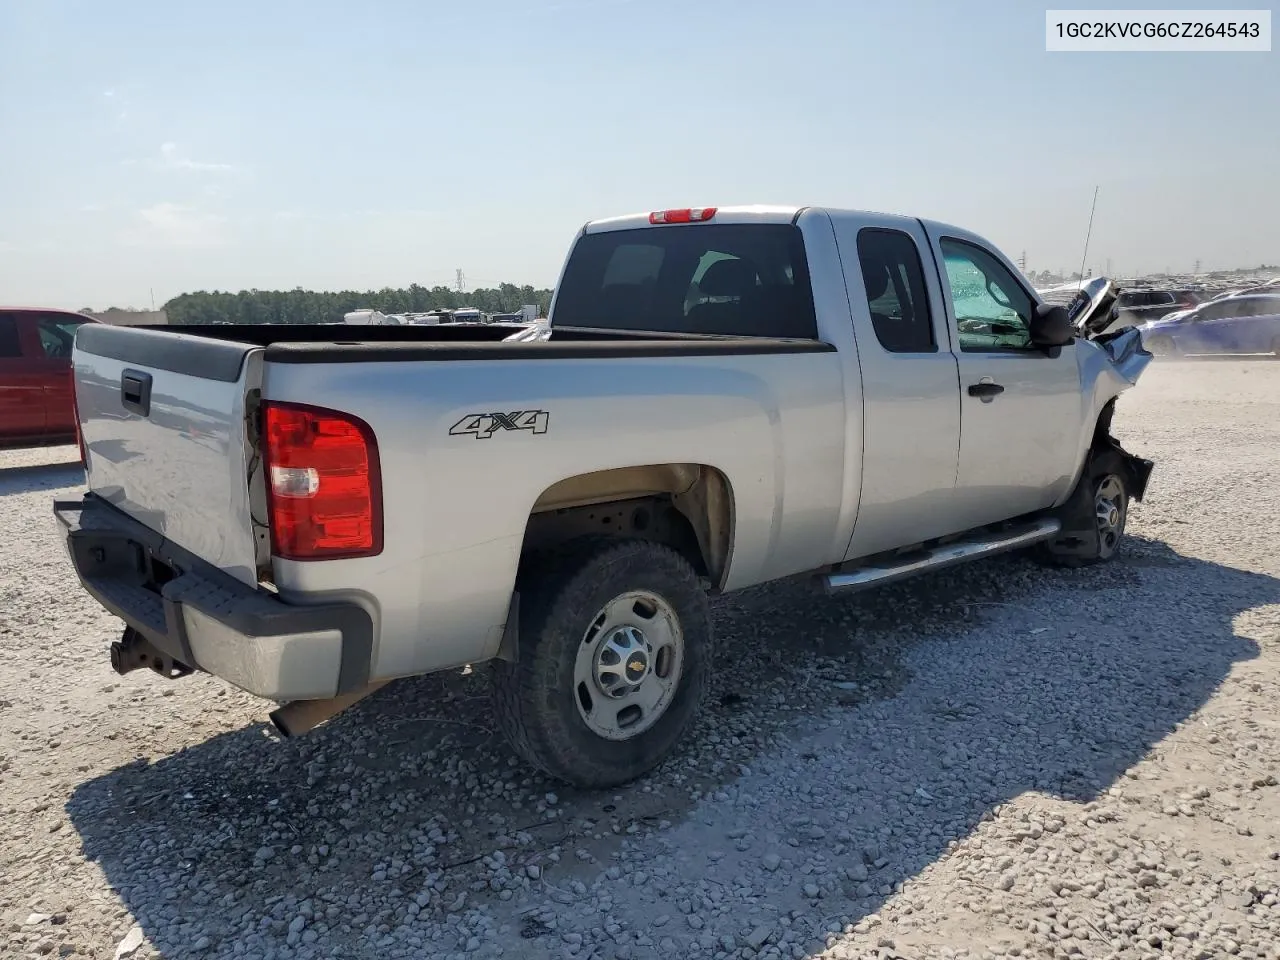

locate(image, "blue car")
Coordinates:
1139 293 1280 357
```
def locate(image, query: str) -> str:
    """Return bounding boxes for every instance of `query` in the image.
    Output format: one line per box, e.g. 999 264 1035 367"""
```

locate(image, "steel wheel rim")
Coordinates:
1094 473 1127 559
572 590 684 741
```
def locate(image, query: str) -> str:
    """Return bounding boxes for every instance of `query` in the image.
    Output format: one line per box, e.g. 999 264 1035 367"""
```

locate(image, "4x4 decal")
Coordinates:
449 410 549 440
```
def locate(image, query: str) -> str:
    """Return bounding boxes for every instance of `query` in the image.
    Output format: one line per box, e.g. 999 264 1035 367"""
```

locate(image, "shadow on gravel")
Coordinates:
65 536 1272 959
0 460 83 495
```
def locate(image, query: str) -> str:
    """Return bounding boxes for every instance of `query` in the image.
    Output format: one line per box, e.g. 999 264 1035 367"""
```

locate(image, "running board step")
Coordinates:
824 517 1062 594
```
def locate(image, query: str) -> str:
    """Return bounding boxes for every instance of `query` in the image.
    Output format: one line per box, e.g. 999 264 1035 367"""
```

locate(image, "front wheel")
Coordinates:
1041 449 1133 567
491 539 711 789
1092 469 1129 562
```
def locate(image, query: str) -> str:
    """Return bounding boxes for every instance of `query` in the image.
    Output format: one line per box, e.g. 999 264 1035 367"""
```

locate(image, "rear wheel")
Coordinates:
491 539 711 789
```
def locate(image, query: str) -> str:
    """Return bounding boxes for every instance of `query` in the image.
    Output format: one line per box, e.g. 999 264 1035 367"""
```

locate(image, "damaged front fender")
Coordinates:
1088 392 1155 503
1075 323 1154 449
1091 325 1152 386
1042 301 1156 564
1098 429 1155 503
1044 427 1155 563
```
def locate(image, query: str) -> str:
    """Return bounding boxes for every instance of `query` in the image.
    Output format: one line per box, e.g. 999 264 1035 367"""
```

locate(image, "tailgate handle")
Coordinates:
120 369 153 417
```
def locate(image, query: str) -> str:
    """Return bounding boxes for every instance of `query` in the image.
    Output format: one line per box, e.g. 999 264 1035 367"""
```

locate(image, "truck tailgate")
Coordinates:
72 324 265 586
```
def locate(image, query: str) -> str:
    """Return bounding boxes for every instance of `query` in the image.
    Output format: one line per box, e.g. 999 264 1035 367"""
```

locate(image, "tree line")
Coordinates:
161 283 554 325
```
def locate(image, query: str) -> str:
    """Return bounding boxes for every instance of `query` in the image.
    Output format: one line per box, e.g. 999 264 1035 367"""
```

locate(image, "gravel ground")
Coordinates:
2 358 1279 960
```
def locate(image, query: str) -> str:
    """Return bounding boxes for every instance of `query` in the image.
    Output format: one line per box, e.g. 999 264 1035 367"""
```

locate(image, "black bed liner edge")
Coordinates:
76 321 835 373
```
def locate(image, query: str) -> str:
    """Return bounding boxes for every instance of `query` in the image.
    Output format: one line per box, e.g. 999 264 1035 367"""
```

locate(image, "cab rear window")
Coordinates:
553 223 818 339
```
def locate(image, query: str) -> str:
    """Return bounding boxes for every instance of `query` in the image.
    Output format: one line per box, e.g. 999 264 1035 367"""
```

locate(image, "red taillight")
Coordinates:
262 401 382 561
649 207 717 225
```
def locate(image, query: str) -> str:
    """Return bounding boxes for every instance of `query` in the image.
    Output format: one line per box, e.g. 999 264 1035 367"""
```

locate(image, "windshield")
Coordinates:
552 223 818 339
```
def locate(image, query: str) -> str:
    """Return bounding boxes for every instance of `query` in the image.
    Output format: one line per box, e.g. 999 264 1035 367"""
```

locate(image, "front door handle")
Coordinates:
967 381 1005 399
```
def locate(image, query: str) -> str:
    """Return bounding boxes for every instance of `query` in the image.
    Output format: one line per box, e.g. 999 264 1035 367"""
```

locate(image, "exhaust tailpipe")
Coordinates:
268 680 390 738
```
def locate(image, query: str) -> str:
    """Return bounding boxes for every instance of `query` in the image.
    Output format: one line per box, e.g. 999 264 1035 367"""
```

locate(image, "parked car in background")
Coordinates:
1139 293 1280 357
1210 278 1280 302
1113 288 1200 329
0 308 96 451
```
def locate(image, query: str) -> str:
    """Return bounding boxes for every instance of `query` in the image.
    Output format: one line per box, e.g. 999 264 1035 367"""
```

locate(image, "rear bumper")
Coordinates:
54 494 374 701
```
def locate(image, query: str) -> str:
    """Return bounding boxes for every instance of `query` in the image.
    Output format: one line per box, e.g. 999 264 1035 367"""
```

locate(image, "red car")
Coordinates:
0 307 97 451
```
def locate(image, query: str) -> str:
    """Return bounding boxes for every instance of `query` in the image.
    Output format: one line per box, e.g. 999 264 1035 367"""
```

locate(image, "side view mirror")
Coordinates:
1030 303 1075 347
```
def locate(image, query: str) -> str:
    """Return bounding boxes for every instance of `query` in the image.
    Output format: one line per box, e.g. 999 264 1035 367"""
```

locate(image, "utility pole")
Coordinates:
1194 259 1202 275
1018 250 1026 272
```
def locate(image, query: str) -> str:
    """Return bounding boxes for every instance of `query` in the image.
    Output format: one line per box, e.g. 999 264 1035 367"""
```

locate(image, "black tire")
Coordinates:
491 538 711 789
1041 448 1132 568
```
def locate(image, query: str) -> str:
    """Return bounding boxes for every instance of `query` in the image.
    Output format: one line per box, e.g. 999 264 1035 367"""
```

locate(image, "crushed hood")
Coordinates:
1059 277 1152 386
1065 276 1121 339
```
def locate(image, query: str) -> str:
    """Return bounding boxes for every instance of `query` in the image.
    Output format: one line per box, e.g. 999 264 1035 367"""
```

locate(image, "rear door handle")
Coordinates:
967 381 1005 399
120 369 152 417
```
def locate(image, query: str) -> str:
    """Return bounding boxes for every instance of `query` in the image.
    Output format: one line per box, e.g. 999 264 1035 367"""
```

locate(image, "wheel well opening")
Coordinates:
522 464 734 588
1093 398 1117 445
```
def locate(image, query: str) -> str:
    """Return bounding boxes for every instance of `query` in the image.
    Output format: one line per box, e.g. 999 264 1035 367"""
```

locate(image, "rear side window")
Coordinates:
0 315 21 358
855 228 936 353
552 223 818 339
1231 298 1277 318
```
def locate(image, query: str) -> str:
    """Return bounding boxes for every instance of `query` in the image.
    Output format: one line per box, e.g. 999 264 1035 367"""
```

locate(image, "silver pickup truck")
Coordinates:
56 205 1153 788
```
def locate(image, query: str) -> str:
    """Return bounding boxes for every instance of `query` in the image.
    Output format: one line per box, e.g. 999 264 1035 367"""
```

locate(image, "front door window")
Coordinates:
939 239 1036 352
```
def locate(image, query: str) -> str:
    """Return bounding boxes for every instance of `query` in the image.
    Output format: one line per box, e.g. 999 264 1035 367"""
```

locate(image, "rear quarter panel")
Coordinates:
262 350 847 680
1258 313 1280 351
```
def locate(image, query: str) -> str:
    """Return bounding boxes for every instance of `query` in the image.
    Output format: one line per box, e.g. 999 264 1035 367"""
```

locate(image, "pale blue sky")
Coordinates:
1 0 1277 308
